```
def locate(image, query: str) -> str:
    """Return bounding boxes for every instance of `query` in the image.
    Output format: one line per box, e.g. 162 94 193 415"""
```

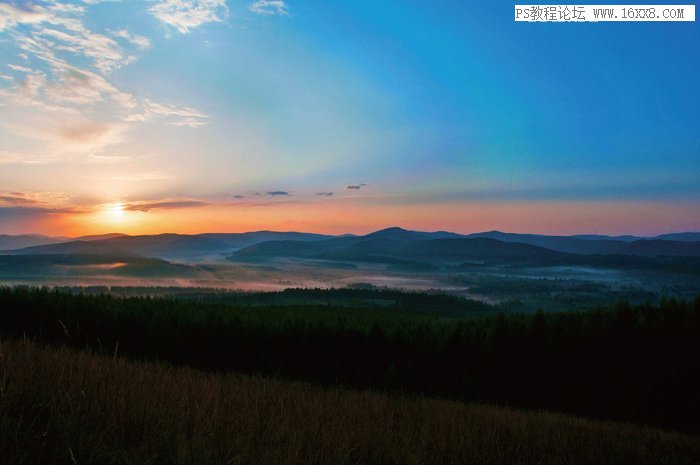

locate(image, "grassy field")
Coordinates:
1 339 698 465
2 287 699 430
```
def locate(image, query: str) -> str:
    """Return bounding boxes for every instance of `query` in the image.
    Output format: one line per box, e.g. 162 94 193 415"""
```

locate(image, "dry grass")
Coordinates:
0 339 698 465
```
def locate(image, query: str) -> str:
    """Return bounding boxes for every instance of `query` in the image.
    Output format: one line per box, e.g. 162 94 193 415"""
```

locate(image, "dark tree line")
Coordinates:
1 287 699 431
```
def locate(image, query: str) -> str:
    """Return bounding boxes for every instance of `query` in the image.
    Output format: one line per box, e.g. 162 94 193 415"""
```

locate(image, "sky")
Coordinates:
0 0 698 237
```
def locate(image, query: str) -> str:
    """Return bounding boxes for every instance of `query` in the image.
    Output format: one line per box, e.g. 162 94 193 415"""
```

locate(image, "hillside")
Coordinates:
0 254 205 279
2 339 698 465
3 231 333 261
4 228 700 265
0 234 67 251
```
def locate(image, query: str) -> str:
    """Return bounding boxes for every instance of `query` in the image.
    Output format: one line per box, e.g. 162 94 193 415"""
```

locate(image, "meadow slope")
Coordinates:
1 340 699 465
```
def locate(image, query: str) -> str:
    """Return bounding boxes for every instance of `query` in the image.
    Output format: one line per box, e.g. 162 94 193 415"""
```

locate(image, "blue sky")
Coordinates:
0 0 698 235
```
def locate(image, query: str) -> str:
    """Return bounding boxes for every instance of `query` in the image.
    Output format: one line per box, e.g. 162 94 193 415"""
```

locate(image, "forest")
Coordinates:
1 286 699 432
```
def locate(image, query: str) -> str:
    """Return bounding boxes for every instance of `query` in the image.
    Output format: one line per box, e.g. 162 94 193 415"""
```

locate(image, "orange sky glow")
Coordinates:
12 199 697 238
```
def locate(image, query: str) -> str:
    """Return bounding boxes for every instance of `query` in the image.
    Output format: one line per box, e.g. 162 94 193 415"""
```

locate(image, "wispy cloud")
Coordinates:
0 0 210 160
265 191 290 196
0 206 76 223
0 191 69 206
345 184 367 190
150 0 229 34
249 1 290 16
125 99 209 127
0 194 39 205
0 3 50 31
316 192 334 196
112 29 151 50
7 64 33 73
123 199 209 212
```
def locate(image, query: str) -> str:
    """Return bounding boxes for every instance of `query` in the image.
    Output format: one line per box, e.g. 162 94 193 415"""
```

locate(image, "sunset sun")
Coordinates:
101 203 128 224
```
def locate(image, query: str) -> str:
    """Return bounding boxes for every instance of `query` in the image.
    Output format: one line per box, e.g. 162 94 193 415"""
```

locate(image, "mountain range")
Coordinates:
2 228 699 269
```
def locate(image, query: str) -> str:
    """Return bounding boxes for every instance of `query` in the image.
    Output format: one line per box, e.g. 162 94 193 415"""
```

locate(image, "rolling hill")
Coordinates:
3 228 699 266
2 231 333 261
0 253 205 278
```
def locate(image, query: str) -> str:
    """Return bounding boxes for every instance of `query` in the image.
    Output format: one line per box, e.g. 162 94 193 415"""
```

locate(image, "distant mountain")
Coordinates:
0 233 131 252
399 238 571 262
0 254 205 279
364 227 463 241
74 233 129 241
230 229 700 265
620 239 700 257
4 228 699 265
3 231 334 261
571 234 640 242
0 234 68 251
232 236 572 265
198 231 332 249
655 232 700 242
461 231 700 256
463 231 629 255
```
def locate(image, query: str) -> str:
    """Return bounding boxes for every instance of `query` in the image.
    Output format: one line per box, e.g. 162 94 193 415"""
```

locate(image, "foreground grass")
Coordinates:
0 340 698 465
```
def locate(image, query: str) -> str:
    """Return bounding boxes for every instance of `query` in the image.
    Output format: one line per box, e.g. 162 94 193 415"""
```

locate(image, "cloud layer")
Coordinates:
0 0 210 159
150 0 229 34
249 1 290 16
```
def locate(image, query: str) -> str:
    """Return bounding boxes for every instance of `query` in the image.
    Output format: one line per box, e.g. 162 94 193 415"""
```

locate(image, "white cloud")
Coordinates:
112 29 151 50
169 117 209 128
150 0 229 34
125 99 210 127
43 66 121 105
0 0 211 157
0 3 50 31
17 73 46 99
35 23 132 75
249 1 289 16
0 191 71 205
7 64 33 73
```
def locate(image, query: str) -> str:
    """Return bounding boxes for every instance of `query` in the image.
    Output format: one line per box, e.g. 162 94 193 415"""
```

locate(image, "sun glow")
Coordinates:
96 202 133 227
106 203 125 219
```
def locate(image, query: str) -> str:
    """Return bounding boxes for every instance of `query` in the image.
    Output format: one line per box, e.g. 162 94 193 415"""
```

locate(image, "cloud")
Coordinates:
253 191 290 197
35 22 130 75
44 67 121 105
0 194 40 205
16 73 46 99
150 0 229 34
316 192 334 196
0 0 210 160
0 3 50 31
0 206 75 222
58 121 124 148
345 184 367 190
123 199 209 212
125 99 209 127
232 195 245 199
112 29 151 50
0 191 69 206
7 64 32 73
249 1 290 16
